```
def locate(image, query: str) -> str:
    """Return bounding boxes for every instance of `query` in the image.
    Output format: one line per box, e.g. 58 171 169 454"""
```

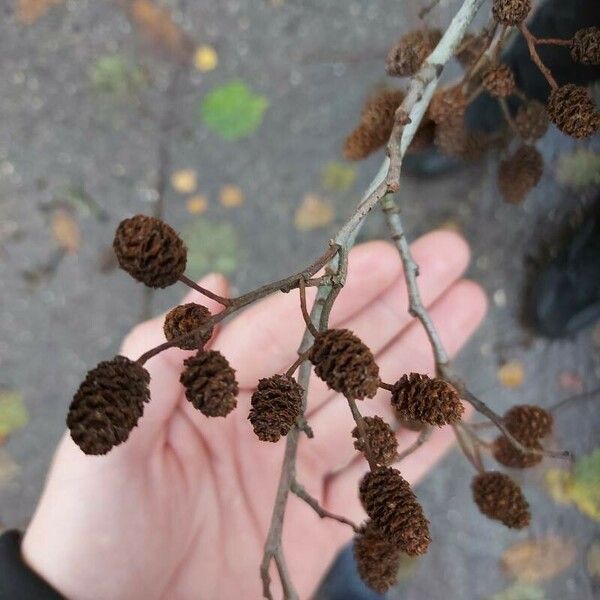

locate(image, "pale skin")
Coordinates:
22 230 487 600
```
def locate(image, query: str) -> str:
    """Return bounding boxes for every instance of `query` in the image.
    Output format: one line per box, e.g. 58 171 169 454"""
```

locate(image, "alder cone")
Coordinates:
472 471 530 529
113 215 187 288
482 64 516 98
163 303 214 350
359 467 431 553
353 520 402 594
352 416 398 467
493 435 542 469
180 350 238 417
497 145 543 204
309 329 379 400
492 0 531 26
391 373 464 427
385 29 442 77
514 100 549 141
429 85 468 125
571 27 600 66
67 356 150 455
344 124 384 161
504 404 553 442
248 374 303 442
547 84 600 139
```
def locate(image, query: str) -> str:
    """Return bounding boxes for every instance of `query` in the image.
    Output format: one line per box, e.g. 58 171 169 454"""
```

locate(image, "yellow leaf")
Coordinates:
194 45 219 72
501 536 577 584
187 195 208 215
545 468 574 505
586 542 600 581
219 185 244 208
294 194 334 231
52 210 80 254
171 169 198 194
17 0 64 25
498 360 525 388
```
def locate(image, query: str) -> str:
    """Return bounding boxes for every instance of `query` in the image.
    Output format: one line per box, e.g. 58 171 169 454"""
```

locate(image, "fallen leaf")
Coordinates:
587 542 600 581
556 149 600 190
181 218 241 280
0 392 29 439
90 54 147 95
557 371 584 393
187 195 208 215
321 161 357 192
200 81 268 140
294 194 335 231
219 185 244 208
128 0 193 61
501 536 577 584
497 360 525 389
488 583 546 600
171 169 198 194
51 210 80 254
17 0 64 25
194 45 219 72
0 449 20 489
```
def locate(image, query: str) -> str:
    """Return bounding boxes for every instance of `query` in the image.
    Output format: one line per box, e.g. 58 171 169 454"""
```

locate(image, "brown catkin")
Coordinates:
514 100 549 141
571 27 600 66
482 64 516 98
429 85 469 125
353 520 402 594
248 374 303 442
359 467 431 553
492 0 531 26
309 329 380 400
67 356 151 455
352 416 398 467
385 29 442 77
163 303 214 350
504 404 553 442
472 471 531 529
547 84 600 139
113 215 187 288
497 144 543 204
180 350 238 417
391 373 464 427
493 435 543 468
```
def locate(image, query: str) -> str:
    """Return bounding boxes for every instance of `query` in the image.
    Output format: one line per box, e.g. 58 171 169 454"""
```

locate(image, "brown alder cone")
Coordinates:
248 374 303 442
497 145 543 204
391 373 464 426
546 84 600 139
429 84 468 125
309 328 380 400
482 64 516 98
385 29 442 77
514 100 549 141
353 520 402 594
492 0 531 26
359 467 431 553
67 356 151 455
493 434 543 468
113 214 187 288
180 350 238 417
504 404 553 442
472 471 531 529
352 416 398 467
163 303 214 350
455 33 489 68
571 27 600 66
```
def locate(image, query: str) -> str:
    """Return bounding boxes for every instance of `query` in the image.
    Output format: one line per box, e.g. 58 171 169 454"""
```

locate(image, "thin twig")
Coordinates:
395 426 432 462
453 424 485 473
285 347 313 378
550 386 600 413
298 278 319 338
178 274 232 306
346 396 377 471
519 23 558 89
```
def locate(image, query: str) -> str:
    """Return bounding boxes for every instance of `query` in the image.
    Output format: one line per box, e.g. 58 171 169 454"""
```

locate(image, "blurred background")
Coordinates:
0 1 599 599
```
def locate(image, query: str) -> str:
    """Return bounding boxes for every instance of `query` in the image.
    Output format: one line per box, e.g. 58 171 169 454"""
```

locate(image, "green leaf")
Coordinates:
556 150 600 190
488 583 546 600
90 54 147 95
321 161 357 192
200 81 268 140
181 218 241 280
0 392 29 438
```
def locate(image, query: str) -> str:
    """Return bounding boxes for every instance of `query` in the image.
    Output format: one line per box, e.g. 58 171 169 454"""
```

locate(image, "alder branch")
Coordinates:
395 426 433 462
520 23 558 89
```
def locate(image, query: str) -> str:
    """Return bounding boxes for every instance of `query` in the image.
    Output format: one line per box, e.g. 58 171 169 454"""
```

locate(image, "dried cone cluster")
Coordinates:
180 350 238 417
164 303 214 350
249 375 303 442
472 471 530 528
570 27 600 66
514 100 549 141
492 0 531 26
547 84 600 139
360 467 431 555
482 64 516 98
309 329 379 400
386 29 442 77
113 215 187 288
352 416 398 467
67 356 150 455
391 373 464 426
497 145 543 204
353 520 403 594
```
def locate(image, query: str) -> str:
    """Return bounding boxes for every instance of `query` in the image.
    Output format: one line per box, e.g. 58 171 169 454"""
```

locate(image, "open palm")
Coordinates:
22 231 486 600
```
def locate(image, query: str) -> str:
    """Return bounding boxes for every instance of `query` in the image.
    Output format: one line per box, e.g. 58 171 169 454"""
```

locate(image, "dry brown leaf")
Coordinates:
128 0 193 61
498 360 525 389
17 0 64 25
501 536 577 583
52 210 80 254
294 194 334 231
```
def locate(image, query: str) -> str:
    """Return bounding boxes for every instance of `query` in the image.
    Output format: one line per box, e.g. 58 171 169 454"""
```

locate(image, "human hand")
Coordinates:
22 231 487 600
